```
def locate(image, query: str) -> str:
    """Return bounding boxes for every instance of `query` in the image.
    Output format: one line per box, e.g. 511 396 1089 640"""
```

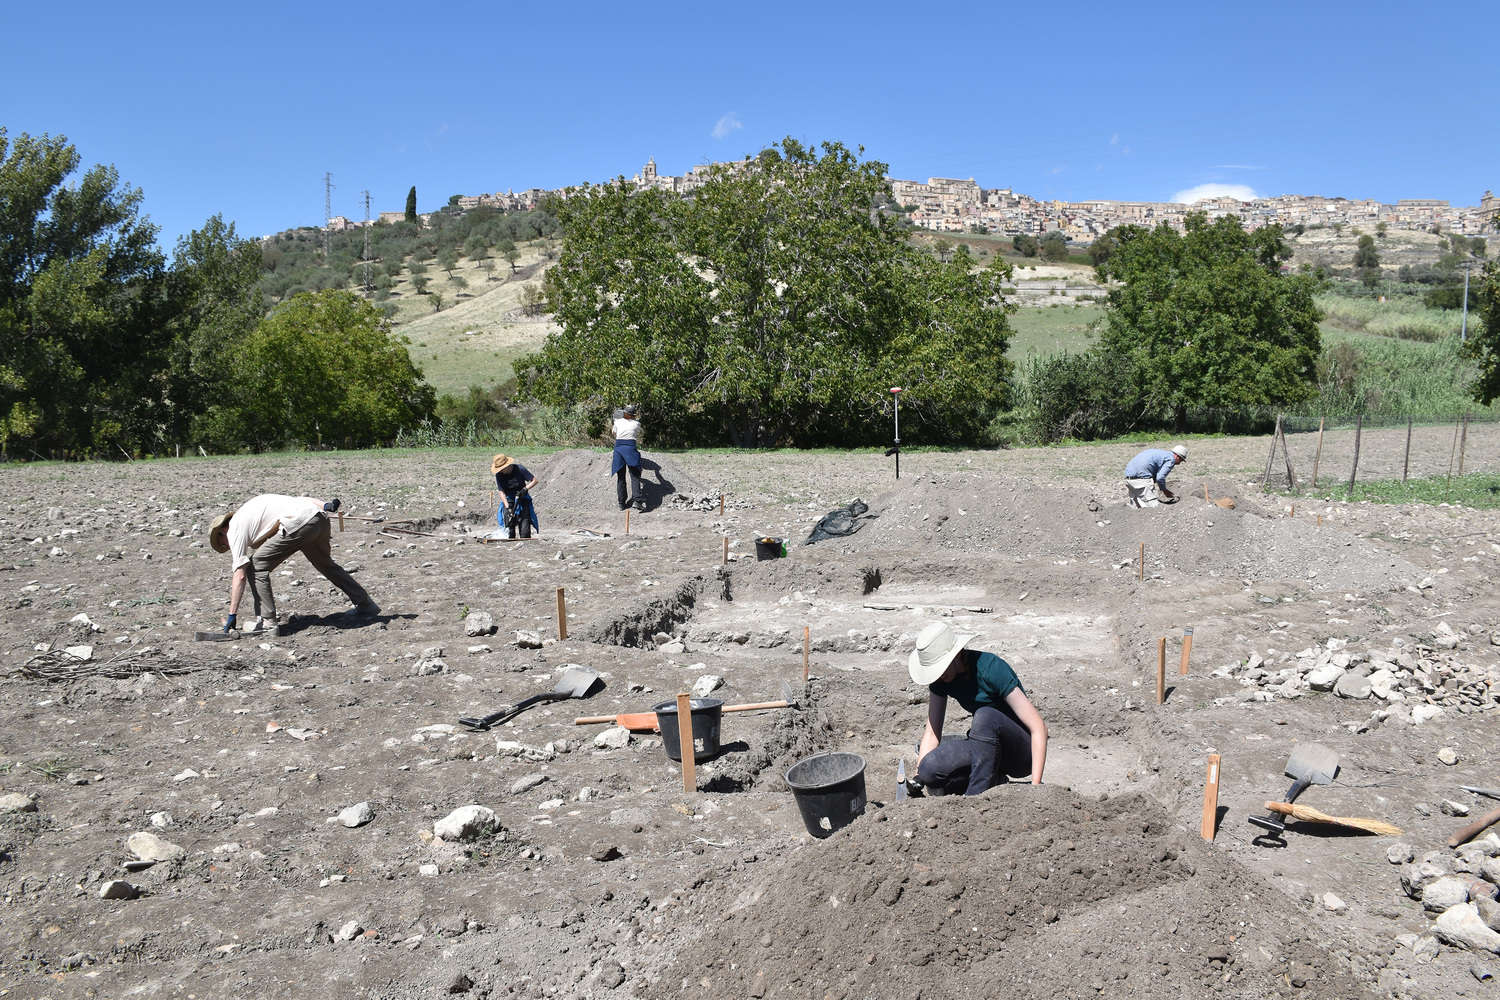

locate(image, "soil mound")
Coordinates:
842 471 1419 591
526 448 709 523
646 787 1372 1000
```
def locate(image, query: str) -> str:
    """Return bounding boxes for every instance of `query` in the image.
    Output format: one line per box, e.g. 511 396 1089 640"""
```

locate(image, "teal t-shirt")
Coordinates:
929 651 1023 713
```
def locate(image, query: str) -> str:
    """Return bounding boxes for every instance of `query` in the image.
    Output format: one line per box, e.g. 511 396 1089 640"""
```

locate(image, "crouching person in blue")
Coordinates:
491 453 538 539
908 621 1048 795
611 404 645 511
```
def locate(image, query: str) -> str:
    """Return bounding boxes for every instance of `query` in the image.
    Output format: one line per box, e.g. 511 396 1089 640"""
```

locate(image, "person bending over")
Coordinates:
908 621 1047 796
611 404 645 511
492 453 539 539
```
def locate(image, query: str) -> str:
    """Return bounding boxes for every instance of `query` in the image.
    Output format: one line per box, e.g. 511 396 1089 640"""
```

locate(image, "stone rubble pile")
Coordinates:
1215 623 1498 718
1394 832 1500 957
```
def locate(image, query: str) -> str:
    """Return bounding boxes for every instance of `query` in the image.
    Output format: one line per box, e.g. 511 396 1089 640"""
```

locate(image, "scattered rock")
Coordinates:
1424 876 1472 912
99 880 139 900
1443 800 1472 817
434 805 500 842
510 774 547 794
1438 747 1460 766
463 611 495 636
494 740 556 762
0 792 37 813
1388 843 1415 865
597 960 625 989
414 654 447 676
126 831 185 862
337 920 363 942
149 811 173 828
1478 898 1500 932
514 630 543 649
446 971 475 993
691 674 724 698
1333 673 1372 700
1435 903 1500 954
1305 664 1343 692
338 802 375 828
1412 704 1443 724
594 726 631 750
1321 892 1347 914
590 843 622 862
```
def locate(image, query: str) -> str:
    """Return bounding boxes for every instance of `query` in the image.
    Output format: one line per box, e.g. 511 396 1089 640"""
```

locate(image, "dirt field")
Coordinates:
2 429 1499 999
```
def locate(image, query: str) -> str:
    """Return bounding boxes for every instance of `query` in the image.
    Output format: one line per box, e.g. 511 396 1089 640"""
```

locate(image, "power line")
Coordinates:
323 171 334 261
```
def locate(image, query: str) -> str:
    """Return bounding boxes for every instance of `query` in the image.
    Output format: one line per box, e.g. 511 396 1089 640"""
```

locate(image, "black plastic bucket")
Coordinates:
785 751 867 838
654 699 723 763
755 537 787 561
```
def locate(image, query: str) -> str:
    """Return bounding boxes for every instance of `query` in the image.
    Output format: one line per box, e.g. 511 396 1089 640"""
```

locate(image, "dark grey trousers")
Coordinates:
916 705 1033 796
249 513 370 620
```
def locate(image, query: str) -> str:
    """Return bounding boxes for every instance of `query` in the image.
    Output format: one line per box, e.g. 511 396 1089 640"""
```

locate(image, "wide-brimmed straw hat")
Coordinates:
209 512 233 553
491 453 515 474
908 621 976 685
1171 444 1188 461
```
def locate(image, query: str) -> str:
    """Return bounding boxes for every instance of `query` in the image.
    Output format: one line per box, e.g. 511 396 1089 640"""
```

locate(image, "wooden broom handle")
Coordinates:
1449 805 1500 848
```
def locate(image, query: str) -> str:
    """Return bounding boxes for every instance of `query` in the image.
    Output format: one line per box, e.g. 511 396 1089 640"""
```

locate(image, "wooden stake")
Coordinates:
338 510 344 532
722 536 728 565
719 493 726 516
1138 542 1144 582
802 626 811 684
555 587 568 640
1179 626 1194 676
1200 753 1222 842
1310 417 1324 489
1278 421 1298 491
1446 412 1461 486
1348 414 1363 495
1262 417 1280 487
675 692 696 793
1316 514 1322 526
624 507 630 535
1458 413 1469 477
1289 505 1295 518
1203 484 1210 503
1156 637 1166 705
1401 415 1412 484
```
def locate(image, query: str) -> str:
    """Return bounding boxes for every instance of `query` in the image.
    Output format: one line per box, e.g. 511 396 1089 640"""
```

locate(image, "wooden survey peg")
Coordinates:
555 587 568 640
1156 637 1166 705
1201 754 1221 841
676 692 696 793
1179 626 1194 676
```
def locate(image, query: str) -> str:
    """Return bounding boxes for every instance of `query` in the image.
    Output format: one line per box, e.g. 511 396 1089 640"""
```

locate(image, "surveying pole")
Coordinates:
886 387 903 480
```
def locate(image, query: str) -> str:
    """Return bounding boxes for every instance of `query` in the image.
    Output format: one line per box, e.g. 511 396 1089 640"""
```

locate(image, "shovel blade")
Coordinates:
555 667 603 699
1285 742 1340 786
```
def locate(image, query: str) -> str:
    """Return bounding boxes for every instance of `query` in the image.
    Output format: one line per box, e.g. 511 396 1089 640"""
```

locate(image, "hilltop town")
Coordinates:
327 156 1498 243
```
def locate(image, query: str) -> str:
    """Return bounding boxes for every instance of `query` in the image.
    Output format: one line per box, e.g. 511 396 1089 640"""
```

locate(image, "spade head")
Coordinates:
1285 742 1339 788
555 667 603 699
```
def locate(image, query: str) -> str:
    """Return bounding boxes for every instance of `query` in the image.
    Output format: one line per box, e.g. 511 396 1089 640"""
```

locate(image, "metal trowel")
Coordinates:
1249 742 1340 845
897 758 908 801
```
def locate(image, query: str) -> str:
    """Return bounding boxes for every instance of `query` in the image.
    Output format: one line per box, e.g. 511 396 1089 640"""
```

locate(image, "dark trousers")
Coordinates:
615 466 642 509
916 705 1033 796
498 494 534 538
249 514 370 620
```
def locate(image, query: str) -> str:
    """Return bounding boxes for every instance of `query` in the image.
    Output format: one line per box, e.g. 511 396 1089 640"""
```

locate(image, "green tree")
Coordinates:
411 274 430 295
1353 234 1380 286
1464 260 1500 404
503 247 520 274
1040 231 1068 262
0 128 166 457
517 138 1014 446
437 249 458 277
1087 230 1118 268
1095 213 1321 426
1012 234 1039 257
463 235 487 262
1375 222 1388 239
201 290 434 448
405 186 418 224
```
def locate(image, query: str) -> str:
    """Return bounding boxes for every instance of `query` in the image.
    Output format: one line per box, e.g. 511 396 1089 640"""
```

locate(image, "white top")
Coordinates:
226 494 322 570
612 417 642 441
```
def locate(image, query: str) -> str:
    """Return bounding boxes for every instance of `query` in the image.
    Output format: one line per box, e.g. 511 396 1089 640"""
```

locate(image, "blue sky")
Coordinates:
3 1 1494 249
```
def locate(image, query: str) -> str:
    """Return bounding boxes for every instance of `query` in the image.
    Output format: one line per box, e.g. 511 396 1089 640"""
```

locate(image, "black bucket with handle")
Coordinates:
785 751 867 838
654 698 723 763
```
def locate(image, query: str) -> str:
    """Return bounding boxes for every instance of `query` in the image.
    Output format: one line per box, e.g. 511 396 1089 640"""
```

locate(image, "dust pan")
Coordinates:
1265 801 1402 837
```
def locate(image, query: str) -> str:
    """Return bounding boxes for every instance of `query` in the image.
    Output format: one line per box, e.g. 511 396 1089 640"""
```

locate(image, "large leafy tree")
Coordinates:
518 139 1013 446
201 289 435 449
1463 260 1500 404
0 128 165 456
1095 213 1322 425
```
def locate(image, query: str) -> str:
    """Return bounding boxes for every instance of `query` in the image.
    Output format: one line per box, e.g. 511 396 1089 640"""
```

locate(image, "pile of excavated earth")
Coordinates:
1 433 1498 999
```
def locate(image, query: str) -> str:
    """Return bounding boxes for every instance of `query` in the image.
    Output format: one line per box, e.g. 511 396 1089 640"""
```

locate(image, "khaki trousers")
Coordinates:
249 513 370 620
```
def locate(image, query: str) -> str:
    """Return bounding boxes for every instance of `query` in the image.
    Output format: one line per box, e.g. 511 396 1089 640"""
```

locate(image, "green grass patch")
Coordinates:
1007 304 1103 360
1294 472 1500 508
1315 290 1464 342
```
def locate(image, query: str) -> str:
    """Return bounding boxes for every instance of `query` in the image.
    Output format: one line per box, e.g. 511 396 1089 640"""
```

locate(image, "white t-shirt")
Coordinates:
612 417 642 441
226 494 322 570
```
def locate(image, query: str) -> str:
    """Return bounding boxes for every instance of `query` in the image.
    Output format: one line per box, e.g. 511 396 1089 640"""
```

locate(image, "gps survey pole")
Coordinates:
884 387 903 480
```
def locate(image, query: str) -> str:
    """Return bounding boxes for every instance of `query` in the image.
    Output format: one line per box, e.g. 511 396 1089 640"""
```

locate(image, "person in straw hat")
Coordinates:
209 495 378 634
491 453 539 539
1123 443 1187 508
610 404 645 512
907 621 1047 796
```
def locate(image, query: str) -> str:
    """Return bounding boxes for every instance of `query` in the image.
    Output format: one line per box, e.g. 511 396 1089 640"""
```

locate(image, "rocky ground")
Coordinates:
2 428 1499 999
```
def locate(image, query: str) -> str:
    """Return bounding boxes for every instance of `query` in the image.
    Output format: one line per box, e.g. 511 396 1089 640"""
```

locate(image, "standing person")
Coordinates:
492 453 539 539
907 622 1047 796
209 495 378 634
611 404 645 511
1123 443 1188 508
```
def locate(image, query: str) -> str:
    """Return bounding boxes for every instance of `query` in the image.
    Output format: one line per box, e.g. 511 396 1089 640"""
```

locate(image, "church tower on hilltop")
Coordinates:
643 157 657 182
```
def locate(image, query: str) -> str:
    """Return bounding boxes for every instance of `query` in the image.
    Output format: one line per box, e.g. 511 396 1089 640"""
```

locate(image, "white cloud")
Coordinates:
1172 182 1258 204
711 113 742 140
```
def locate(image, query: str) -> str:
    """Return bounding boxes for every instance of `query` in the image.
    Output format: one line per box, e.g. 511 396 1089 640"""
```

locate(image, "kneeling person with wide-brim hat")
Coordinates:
209 495 378 634
908 621 1048 795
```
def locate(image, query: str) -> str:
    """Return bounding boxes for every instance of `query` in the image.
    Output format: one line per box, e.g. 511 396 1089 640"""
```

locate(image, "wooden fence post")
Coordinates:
555 587 568 641
1348 414 1363 495
1262 416 1281 487
1402 416 1413 484
1200 754 1222 842
1279 421 1298 491
1457 413 1470 477
1156 637 1167 705
1310 417 1324 489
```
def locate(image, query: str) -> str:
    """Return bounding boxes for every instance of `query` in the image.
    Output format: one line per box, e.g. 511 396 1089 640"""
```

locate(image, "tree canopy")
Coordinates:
1094 213 1322 424
199 290 435 449
1463 260 1500 405
517 138 1014 446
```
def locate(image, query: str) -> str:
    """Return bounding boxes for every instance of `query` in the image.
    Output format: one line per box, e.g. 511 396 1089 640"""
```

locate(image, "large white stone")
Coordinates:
594 726 631 750
1305 664 1343 692
338 802 374 828
433 805 499 842
1334 672 1372 700
126 831 185 862
463 611 495 636
0 792 37 813
1423 876 1471 912
1411 704 1443 724
1434 903 1500 954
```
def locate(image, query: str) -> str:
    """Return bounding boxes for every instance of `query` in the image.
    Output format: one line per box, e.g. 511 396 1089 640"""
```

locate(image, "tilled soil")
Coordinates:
1 432 1498 999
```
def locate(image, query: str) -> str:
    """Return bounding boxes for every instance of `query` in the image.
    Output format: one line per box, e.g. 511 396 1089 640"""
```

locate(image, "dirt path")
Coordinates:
1 436 1497 998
